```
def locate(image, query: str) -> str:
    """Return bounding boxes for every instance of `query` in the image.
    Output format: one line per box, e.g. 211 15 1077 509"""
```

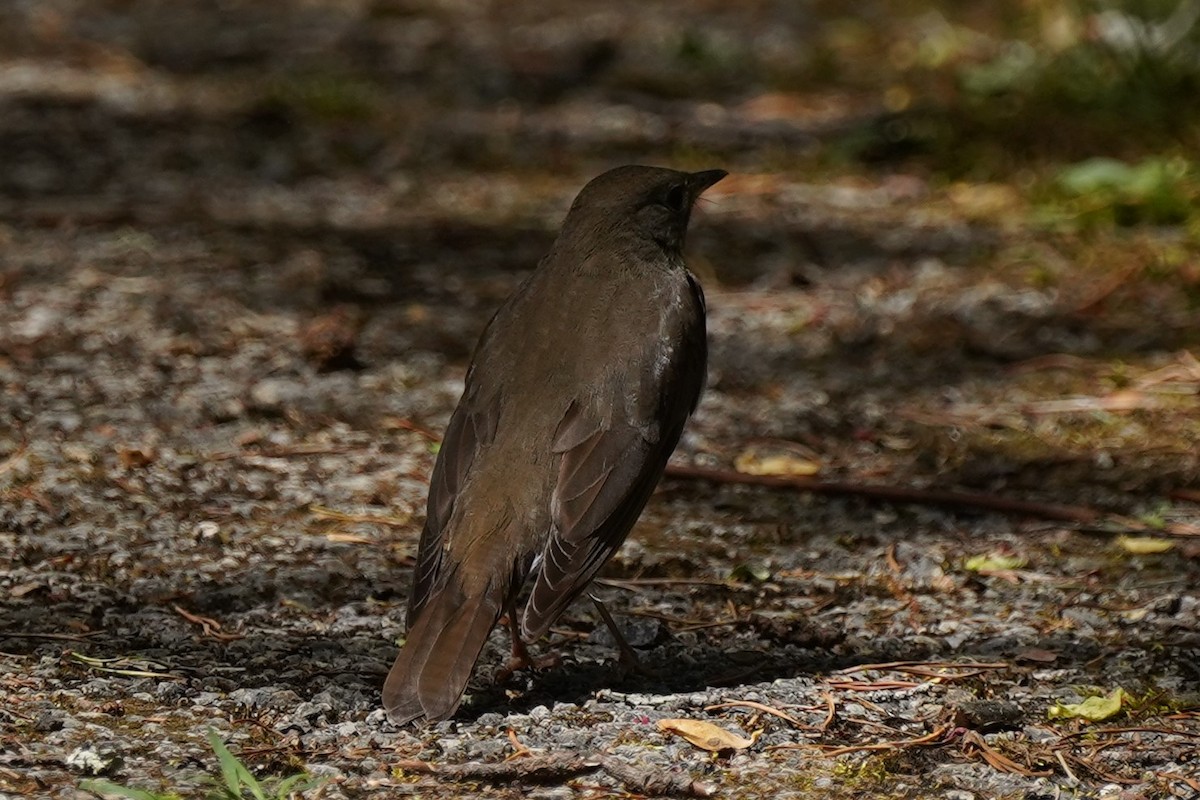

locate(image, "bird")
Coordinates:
383 165 726 725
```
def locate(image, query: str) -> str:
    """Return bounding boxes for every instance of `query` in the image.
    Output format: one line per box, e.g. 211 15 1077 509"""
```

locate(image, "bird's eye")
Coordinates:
663 183 687 212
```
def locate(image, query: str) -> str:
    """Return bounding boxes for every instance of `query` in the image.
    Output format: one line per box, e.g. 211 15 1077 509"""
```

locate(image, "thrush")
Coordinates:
383 165 726 724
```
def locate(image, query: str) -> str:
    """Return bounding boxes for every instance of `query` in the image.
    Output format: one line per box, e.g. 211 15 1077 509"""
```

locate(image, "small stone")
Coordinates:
248 378 304 412
65 746 121 776
952 699 1024 731
33 711 65 733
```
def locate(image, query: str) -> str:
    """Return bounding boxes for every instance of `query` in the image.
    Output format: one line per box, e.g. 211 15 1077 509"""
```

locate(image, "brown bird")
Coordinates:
383 165 726 724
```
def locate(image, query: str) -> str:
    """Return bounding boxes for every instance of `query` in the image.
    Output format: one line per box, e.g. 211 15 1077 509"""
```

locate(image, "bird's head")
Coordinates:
560 165 727 255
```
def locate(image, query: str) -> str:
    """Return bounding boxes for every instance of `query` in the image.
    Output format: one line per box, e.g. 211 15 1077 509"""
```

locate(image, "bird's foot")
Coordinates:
494 613 562 683
494 645 562 684
589 594 654 677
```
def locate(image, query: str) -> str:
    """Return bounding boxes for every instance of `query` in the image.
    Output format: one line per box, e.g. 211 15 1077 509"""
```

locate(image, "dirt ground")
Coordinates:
1 2 1198 799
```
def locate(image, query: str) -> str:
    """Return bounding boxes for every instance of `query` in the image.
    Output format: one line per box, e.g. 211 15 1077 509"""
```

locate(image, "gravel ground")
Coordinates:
2 2 1199 798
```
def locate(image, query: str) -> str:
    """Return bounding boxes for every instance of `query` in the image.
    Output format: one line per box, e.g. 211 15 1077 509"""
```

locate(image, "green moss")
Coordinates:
260 70 387 124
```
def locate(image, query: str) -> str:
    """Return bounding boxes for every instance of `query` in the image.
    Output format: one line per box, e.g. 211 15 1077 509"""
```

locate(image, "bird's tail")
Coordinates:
382 582 503 725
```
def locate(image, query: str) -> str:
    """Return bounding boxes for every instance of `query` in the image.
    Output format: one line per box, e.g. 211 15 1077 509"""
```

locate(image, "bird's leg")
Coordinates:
589 593 645 675
494 603 561 683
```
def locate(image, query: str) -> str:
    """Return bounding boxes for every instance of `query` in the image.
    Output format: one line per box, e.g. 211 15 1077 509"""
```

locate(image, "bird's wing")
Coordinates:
406 371 501 626
520 274 706 639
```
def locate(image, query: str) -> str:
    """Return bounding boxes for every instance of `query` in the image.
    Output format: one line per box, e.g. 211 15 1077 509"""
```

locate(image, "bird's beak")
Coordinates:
688 169 728 197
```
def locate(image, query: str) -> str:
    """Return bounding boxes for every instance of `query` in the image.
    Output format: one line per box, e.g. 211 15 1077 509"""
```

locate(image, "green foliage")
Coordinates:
206 729 323 800
971 10 1198 103
963 1 1200 128
1051 156 1198 227
262 70 384 123
81 729 323 800
728 562 773 583
1048 687 1131 721
79 782 181 800
837 2 1200 175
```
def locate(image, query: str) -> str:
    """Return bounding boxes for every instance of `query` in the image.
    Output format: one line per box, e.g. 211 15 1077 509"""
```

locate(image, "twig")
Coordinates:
309 505 412 527
1080 516 1200 537
172 605 243 642
66 651 183 681
815 723 952 756
206 444 357 461
705 700 820 732
960 730 1052 777
0 631 104 643
820 692 837 731
1057 750 1140 785
394 753 715 797
505 729 533 760
663 464 1102 524
1054 749 1078 783
893 665 997 681
1020 392 1161 415
1055 725 1200 742
597 577 751 590
836 660 1008 676
827 679 921 691
382 416 441 441
622 608 741 632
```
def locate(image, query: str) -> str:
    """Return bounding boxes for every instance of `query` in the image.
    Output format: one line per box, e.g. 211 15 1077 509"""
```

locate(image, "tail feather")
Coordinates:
382 584 502 724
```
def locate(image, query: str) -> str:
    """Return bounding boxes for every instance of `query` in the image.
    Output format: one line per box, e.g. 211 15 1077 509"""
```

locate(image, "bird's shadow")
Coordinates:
443 619 1200 722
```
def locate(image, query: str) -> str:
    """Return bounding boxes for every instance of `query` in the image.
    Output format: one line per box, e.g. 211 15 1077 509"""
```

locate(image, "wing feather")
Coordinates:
521 274 706 639
407 389 500 625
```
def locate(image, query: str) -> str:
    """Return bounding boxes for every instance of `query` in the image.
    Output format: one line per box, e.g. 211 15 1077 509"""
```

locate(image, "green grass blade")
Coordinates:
206 729 267 800
80 778 176 800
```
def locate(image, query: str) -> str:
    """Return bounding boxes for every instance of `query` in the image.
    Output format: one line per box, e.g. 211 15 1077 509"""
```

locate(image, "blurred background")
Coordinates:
3 0 1198 490
2 4 1199 797
4 0 1200 233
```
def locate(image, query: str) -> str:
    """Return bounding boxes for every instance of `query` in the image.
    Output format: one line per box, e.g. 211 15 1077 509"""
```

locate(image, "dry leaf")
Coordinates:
734 451 820 477
117 445 156 468
1117 535 1174 554
964 552 1027 572
325 532 377 545
947 182 1023 222
9 581 43 598
1015 647 1059 664
657 719 756 752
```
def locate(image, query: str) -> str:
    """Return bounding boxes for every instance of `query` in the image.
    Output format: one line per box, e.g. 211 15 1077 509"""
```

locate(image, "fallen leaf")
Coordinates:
728 563 772 583
1117 535 1174 555
657 719 757 752
1015 647 1059 664
325 532 377 545
117 444 156 468
1047 688 1130 721
9 581 43 598
947 182 1023 222
734 451 820 477
964 553 1027 572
